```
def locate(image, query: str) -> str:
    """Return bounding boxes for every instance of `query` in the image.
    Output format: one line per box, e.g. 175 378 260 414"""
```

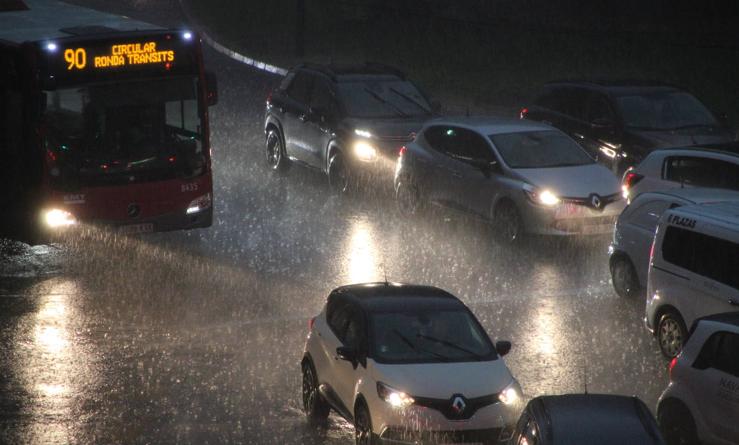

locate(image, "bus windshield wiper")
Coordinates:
389 87 431 114
416 333 486 360
392 329 450 361
363 87 408 117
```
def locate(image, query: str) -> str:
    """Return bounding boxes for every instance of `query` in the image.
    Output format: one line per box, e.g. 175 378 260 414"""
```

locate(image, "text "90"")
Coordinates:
64 48 87 70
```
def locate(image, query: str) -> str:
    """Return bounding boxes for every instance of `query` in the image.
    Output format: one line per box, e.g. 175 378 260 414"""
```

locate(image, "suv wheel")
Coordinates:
301 360 330 425
610 256 639 298
395 178 422 216
658 400 700 445
494 201 522 245
657 310 687 359
328 151 350 194
266 129 289 172
354 402 375 445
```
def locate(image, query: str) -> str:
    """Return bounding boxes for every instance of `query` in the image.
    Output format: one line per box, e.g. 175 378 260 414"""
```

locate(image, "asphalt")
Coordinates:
0 1 669 443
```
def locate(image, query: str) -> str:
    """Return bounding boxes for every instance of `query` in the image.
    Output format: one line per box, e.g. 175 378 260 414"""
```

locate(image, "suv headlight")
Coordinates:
377 382 414 408
523 184 560 206
186 193 212 214
353 140 378 162
498 380 522 405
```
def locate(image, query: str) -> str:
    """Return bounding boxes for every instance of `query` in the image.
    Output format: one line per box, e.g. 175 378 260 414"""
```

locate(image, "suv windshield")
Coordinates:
616 91 718 131
337 79 431 118
370 308 496 364
490 130 594 168
44 76 205 187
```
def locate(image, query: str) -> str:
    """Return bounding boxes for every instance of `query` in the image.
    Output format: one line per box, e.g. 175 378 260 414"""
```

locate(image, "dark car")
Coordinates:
521 81 736 174
264 63 437 193
509 394 666 445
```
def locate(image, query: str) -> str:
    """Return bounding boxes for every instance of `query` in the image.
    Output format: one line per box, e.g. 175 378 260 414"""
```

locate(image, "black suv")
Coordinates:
264 63 437 192
521 81 735 173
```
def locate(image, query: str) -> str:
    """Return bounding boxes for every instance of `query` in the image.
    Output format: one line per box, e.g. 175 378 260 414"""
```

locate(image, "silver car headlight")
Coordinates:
498 380 522 405
377 382 414 408
523 184 560 206
353 140 378 162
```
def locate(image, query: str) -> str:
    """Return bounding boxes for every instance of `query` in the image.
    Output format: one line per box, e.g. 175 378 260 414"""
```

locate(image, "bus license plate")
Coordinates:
119 223 154 234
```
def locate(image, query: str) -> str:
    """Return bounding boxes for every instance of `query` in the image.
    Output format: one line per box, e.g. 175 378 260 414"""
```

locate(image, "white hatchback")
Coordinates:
658 313 739 445
301 283 523 445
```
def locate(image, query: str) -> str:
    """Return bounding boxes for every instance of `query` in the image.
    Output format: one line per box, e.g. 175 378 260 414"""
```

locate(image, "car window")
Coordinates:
535 86 587 120
278 71 295 91
309 78 337 115
663 156 739 190
615 91 718 130
693 331 739 377
286 71 312 104
440 127 492 161
629 200 672 231
587 94 616 124
489 130 594 168
343 310 366 351
327 300 352 340
423 126 450 153
337 78 431 118
662 226 739 290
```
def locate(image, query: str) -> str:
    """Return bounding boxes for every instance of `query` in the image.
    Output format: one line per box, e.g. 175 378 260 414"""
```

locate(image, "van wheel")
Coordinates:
610 256 639 298
658 400 700 445
301 360 330 425
354 402 375 445
657 310 687 359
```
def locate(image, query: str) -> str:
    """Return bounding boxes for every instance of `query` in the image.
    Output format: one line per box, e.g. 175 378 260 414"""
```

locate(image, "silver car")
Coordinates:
394 116 625 243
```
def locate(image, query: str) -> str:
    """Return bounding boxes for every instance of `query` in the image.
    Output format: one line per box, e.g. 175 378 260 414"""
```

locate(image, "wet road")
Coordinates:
0 1 669 443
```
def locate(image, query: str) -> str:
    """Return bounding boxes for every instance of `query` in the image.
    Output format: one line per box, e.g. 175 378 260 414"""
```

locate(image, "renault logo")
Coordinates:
127 203 141 218
590 194 602 209
451 396 466 415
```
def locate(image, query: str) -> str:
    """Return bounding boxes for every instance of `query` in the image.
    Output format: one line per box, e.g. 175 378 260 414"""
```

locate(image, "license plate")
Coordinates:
119 223 154 234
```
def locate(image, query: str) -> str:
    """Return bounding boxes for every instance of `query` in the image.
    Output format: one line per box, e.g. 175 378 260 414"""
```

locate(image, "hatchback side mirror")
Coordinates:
336 346 357 363
496 340 512 357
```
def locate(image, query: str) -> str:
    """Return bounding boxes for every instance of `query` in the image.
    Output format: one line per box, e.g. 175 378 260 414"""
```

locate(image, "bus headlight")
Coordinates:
353 141 378 162
186 193 212 214
45 209 76 228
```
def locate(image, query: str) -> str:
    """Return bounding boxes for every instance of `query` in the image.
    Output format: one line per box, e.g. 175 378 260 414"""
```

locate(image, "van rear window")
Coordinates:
662 226 739 290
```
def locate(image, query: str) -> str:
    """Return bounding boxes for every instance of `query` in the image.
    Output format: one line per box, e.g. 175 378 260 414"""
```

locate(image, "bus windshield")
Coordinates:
44 76 205 187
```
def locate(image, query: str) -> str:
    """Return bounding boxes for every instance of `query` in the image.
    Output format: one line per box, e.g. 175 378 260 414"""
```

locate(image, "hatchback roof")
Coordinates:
428 115 552 135
647 146 739 159
696 312 739 329
671 200 739 227
534 394 662 444
638 188 739 205
330 283 464 313
545 79 681 93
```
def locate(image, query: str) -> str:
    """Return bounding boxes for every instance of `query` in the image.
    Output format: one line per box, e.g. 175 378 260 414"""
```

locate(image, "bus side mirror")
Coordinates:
205 71 218 106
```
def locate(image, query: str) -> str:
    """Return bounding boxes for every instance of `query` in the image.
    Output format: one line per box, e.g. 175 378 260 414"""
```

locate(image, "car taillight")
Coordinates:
308 317 315 331
398 146 407 157
622 171 644 199
266 91 272 104
649 239 656 262
519 107 529 119
668 356 678 380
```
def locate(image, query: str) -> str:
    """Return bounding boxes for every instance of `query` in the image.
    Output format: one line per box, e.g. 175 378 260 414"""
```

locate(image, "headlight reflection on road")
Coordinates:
344 216 382 283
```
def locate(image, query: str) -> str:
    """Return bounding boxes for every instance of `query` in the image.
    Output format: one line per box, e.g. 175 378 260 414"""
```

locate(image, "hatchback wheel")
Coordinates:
494 201 522 244
328 151 350 194
266 129 289 172
354 402 374 445
657 311 687 359
395 178 422 216
658 401 700 445
301 361 330 425
610 256 639 298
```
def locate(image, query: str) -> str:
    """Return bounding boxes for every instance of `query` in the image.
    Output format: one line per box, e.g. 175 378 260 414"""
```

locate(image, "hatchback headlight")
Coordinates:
377 382 414 408
523 184 560 206
353 140 378 162
498 380 521 405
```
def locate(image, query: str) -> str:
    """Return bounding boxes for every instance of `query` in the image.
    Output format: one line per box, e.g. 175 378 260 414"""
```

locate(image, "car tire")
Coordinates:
328 151 351 194
610 255 640 298
657 309 688 359
658 400 700 445
265 128 289 172
301 360 330 425
395 177 422 216
354 401 375 445
493 201 523 245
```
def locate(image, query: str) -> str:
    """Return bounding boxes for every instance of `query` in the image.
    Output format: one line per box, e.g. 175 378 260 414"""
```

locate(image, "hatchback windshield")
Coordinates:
337 79 431 119
489 130 594 168
370 308 496 364
615 91 718 131
44 76 205 187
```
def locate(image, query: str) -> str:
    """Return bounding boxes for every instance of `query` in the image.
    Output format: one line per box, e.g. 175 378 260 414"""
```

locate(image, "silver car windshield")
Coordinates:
370 309 496 364
489 130 594 169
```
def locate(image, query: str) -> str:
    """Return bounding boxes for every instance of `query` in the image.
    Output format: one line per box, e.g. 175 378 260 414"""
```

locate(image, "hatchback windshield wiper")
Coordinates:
389 87 431 114
362 87 408 117
392 329 451 361
416 333 487 360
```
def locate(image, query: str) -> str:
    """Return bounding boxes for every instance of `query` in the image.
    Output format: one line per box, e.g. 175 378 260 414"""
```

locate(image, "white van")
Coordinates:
646 201 739 358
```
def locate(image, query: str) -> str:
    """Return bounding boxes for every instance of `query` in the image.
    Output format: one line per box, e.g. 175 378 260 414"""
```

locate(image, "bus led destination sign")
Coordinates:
64 41 175 71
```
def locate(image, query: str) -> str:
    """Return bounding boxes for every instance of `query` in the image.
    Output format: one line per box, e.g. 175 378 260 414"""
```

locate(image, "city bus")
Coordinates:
0 0 217 238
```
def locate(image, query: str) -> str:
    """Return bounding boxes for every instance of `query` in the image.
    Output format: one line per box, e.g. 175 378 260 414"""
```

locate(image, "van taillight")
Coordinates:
668 356 678 380
519 108 529 119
